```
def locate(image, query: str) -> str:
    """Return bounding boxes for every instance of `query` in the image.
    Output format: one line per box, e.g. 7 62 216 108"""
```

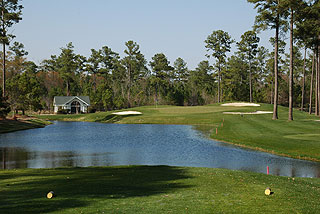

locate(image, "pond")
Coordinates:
0 121 320 178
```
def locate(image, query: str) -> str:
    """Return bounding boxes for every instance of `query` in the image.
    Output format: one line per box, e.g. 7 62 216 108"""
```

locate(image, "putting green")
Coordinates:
284 134 320 141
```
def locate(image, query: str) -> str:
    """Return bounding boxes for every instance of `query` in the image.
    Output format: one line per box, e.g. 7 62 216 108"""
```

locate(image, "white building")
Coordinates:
53 96 90 114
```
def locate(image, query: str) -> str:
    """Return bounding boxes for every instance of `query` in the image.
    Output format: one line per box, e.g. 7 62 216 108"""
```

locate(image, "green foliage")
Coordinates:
57 109 69 114
121 40 148 107
53 42 84 96
224 55 249 101
7 63 46 112
248 0 288 33
236 30 260 102
9 41 28 57
5 0 318 114
295 0 320 50
205 30 234 103
0 0 23 45
237 30 260 61
150 53 174 104
188 61 214 105
205 30 234 63
173 57 189 82
0 88 10 118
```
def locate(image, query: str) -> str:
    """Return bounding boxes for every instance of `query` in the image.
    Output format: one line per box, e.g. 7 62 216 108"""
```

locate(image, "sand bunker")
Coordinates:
223 111 273 115
112 111 142 115
221 102 260 107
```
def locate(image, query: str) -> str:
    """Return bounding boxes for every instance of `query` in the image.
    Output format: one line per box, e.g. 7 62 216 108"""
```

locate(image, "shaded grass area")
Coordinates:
0 166 319 214
37 104 320 161
0 119 50 134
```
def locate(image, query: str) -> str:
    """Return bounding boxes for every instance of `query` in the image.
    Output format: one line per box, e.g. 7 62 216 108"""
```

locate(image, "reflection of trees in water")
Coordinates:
0 148 115 169
291 167 296 178
1 147 29 169
269 164 320 178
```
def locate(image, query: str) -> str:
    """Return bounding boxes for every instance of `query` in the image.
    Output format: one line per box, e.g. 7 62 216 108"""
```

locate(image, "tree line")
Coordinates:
0 0 319 121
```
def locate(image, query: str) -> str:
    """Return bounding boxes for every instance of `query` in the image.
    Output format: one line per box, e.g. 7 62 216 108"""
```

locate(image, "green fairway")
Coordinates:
37 104 320 161
0 166 319 214
2 105 320 213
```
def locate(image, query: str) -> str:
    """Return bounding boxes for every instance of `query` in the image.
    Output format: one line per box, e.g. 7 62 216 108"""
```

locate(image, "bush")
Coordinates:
0 95 11 119
89 108 96 113
57 109 69 114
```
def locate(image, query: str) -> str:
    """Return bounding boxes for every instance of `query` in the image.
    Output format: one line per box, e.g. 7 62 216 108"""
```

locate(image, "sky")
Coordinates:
13 0 274 69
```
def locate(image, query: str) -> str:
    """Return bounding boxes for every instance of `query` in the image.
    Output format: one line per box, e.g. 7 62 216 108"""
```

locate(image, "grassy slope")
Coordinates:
0 118 50 134
37 104 320 161
0 166 319 214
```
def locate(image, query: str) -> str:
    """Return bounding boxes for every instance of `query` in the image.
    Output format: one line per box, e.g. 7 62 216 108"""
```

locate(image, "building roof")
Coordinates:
54 96 90 106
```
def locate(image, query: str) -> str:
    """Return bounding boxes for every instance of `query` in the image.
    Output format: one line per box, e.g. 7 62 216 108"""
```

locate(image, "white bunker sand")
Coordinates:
112 111 142 115
223 111 273 115
222 102 272 115
221 102 260 107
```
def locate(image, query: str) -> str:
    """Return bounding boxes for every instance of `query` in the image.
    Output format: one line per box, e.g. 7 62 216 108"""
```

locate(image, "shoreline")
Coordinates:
3 104 320 163
0 118 50 134
210 137 320 163
2 117 319 163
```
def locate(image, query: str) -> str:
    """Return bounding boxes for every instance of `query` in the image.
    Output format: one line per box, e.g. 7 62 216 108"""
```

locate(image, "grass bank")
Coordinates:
0 117 50 134
37 104 320 162
0 166 319 213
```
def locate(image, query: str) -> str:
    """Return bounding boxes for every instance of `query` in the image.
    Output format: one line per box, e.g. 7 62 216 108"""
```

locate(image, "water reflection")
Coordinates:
0 147 115 169
0 121 320 178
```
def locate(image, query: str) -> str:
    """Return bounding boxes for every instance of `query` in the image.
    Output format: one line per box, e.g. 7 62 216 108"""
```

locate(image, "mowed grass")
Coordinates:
37 104 320 161
0 118 50 134
0 166 319 214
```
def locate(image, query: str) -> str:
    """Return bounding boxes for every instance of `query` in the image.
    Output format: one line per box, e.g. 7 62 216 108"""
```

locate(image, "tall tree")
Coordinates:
225 55 249 101
296 1 320 116
236 30 260 103
55 42 81 96
205 30 234 103
309 51 315 114
122 41 147 107
150 53 173 105
248 0 287 120
87 48 101 92
0 0 22 97
173 57 188 82
281 0 304 120
99 45 119 79
0 87 9 118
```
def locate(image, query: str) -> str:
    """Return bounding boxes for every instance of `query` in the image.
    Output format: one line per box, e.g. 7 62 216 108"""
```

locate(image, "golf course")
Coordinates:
1 103 320 213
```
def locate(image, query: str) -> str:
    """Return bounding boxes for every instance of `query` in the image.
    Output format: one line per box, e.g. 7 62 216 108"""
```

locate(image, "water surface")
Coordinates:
0 121 319 178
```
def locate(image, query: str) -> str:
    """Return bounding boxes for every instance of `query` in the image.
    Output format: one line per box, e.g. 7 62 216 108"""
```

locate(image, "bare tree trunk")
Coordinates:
273 16 279 120
1 7 5 98
309 52 315 114
301 47 306 111
66 81 70 96
288 9 294 121
127 64 131 108
249 61 252 103
218 62 221 103
2 41 5 98
315 51 319 116
317 45 320 116
271 73 274 104
93 73 96 92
